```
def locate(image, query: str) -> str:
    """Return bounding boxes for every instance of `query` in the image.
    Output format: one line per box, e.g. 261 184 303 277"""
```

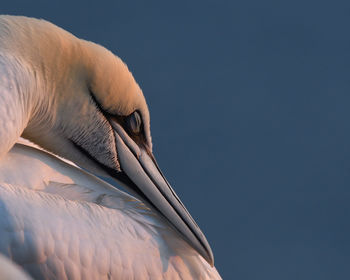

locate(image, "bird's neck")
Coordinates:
0 54 41 158
0 17 84 159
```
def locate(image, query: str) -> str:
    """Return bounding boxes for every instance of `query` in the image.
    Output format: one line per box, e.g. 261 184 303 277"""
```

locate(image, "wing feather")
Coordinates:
0 142 221 279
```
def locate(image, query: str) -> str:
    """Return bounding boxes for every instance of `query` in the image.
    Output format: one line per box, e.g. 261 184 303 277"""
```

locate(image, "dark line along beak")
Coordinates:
111 122 214 266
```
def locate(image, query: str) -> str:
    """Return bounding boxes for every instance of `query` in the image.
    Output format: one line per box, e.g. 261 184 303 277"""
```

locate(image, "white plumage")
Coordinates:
0 142 220 279
0 15 221 279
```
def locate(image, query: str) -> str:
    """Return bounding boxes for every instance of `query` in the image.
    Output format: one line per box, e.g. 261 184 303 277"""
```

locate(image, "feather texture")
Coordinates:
0 142 221 279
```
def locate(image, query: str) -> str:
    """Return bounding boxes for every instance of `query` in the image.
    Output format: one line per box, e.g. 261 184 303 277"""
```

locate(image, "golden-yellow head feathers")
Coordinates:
0 15 152 149
81 41 151 148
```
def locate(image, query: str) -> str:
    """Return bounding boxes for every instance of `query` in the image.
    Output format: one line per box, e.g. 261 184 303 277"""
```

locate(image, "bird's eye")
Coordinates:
127 111 142 134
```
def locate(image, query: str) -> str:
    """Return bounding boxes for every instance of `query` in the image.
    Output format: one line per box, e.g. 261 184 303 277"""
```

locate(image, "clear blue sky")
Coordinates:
4 1 350 278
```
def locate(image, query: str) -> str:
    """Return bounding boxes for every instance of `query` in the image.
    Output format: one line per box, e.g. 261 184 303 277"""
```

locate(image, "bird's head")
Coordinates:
13 17 214 266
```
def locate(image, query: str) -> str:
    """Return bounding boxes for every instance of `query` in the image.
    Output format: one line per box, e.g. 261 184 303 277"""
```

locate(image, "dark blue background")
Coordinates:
3 1 350 278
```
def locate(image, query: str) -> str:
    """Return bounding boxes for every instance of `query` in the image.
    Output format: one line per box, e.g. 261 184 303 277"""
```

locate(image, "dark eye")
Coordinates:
127 111 142 134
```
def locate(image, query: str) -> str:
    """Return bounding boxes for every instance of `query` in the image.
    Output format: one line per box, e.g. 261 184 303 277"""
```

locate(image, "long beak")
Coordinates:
111 122 214 266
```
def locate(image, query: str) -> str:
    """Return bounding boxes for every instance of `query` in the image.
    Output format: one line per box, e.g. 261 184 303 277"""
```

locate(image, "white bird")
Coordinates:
0 15 221 279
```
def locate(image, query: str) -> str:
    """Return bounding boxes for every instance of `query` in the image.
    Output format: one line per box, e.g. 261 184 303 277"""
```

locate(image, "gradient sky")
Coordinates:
3 1 350 279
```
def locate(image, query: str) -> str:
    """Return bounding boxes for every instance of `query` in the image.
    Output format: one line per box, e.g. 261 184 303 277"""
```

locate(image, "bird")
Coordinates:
0 15 221 279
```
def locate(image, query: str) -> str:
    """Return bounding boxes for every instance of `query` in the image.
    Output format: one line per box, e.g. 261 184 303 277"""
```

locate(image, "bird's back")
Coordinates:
0 142 221 279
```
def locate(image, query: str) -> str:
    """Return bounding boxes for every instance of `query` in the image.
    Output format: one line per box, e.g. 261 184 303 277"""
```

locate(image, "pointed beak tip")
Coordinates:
206 255 214 267
203 242 214 267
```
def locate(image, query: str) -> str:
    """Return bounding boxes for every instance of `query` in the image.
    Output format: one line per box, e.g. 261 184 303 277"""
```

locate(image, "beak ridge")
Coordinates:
112 127 214 266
